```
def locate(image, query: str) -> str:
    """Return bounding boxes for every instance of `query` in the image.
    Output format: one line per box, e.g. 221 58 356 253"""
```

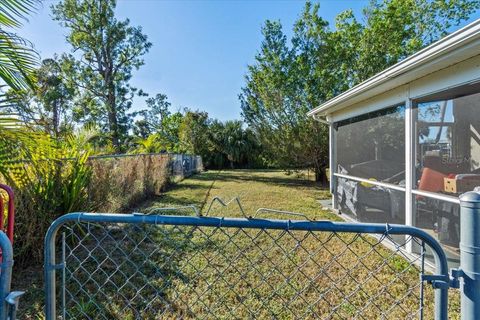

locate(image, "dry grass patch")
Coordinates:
88 154 171 212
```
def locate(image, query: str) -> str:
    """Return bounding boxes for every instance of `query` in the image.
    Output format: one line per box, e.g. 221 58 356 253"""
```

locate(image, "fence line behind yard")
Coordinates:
4 152 202 266
87 153 203 212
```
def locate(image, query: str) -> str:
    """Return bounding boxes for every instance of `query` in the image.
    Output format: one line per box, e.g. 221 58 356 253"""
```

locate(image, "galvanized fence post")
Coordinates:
44 218 62 320
459 192 480 319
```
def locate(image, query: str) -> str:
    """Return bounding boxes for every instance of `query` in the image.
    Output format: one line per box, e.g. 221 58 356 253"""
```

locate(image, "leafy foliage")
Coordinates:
52 0 152 151
240 19 328 182
133 93 171 138
0 0 39 91
130 102 263 169
0 0 41 174
2 135 92 263
240 0 480 182
207 119 262 169
5 57 75 137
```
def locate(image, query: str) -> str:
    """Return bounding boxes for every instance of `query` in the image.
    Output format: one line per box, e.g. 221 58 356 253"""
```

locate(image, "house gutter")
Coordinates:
307 18 480 117
312 114 330 125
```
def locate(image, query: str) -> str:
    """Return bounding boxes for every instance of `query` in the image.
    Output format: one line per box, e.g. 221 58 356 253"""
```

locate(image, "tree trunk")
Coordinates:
52 100 59 138
106 80 120 152
314 166 328 186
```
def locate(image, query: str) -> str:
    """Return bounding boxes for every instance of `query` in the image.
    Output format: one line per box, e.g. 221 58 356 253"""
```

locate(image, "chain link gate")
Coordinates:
44 212 450 320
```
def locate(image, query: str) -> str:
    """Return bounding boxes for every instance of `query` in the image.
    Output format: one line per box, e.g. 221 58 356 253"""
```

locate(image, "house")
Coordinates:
308 19 480 264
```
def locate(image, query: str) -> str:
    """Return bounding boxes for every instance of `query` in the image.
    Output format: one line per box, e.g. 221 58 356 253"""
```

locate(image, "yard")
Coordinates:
16 170 458 319
139 169 333 220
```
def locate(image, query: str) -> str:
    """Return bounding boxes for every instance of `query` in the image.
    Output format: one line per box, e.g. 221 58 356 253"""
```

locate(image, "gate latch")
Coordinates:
6 291 24 320
422 274 450 289
449 268 463 289
422 269 463 289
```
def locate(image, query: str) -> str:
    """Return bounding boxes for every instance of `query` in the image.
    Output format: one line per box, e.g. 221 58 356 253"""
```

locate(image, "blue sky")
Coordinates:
17 0 480 121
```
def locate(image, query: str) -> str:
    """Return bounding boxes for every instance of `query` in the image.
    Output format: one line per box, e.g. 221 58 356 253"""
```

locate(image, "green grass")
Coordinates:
138 169 333 220
15 169 460 319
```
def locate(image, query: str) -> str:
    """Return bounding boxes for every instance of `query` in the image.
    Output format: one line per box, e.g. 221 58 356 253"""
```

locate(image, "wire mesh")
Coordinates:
52 217 436 320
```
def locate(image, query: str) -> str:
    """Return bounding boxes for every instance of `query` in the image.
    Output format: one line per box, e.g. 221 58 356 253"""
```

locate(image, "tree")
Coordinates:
178 109 211 156
52 0 152 152
131 111 184 154
240 20 329 182
217 120 260 169
240 20 294 165
36 58 75 137
7 57 75 138
241 0 480 182
334 0 480 84
144 93 171 130
133 93 171 138
157 111 183 152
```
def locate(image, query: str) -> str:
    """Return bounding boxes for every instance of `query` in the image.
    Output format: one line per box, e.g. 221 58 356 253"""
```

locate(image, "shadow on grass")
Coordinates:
166 182 212 192
207 172 323 188
62 222 218 319
11 265 44 318
143 194 206 212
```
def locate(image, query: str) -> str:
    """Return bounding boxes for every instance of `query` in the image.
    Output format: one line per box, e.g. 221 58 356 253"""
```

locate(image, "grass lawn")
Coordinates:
139 169 333 220
15 169 458 319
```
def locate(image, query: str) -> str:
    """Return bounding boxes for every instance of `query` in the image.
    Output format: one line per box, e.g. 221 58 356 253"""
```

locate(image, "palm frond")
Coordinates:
0 0 38 28
0 0 39 91
0 30 38 90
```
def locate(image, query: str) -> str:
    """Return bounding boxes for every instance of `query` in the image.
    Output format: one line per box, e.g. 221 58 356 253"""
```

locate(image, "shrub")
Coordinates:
1 138 92 265
2 149 201 265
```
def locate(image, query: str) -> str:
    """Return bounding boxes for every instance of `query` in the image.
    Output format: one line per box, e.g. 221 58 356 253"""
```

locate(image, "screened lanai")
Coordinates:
308 19 480 266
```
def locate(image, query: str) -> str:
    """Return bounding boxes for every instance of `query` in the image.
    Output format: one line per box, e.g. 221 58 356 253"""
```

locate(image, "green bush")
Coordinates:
1 137 92 265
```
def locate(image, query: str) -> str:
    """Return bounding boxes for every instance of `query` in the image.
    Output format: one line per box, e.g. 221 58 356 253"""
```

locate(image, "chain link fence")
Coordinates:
88 153 203 180
86 153 203 212
44 212 450 319
167 153 203 180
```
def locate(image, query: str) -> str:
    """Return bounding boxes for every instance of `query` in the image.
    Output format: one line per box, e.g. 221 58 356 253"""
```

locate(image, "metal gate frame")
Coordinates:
44 212 450 320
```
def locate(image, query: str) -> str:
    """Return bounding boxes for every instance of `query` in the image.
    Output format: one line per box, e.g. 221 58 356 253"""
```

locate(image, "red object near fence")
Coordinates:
0 185 14 245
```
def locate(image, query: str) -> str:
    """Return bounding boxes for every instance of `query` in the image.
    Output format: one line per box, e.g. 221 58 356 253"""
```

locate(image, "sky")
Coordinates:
17 0 480 121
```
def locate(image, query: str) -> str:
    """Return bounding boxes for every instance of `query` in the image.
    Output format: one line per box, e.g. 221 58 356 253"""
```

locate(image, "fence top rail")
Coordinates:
46 212 449 277
4 152 202 163
88 152 199 160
